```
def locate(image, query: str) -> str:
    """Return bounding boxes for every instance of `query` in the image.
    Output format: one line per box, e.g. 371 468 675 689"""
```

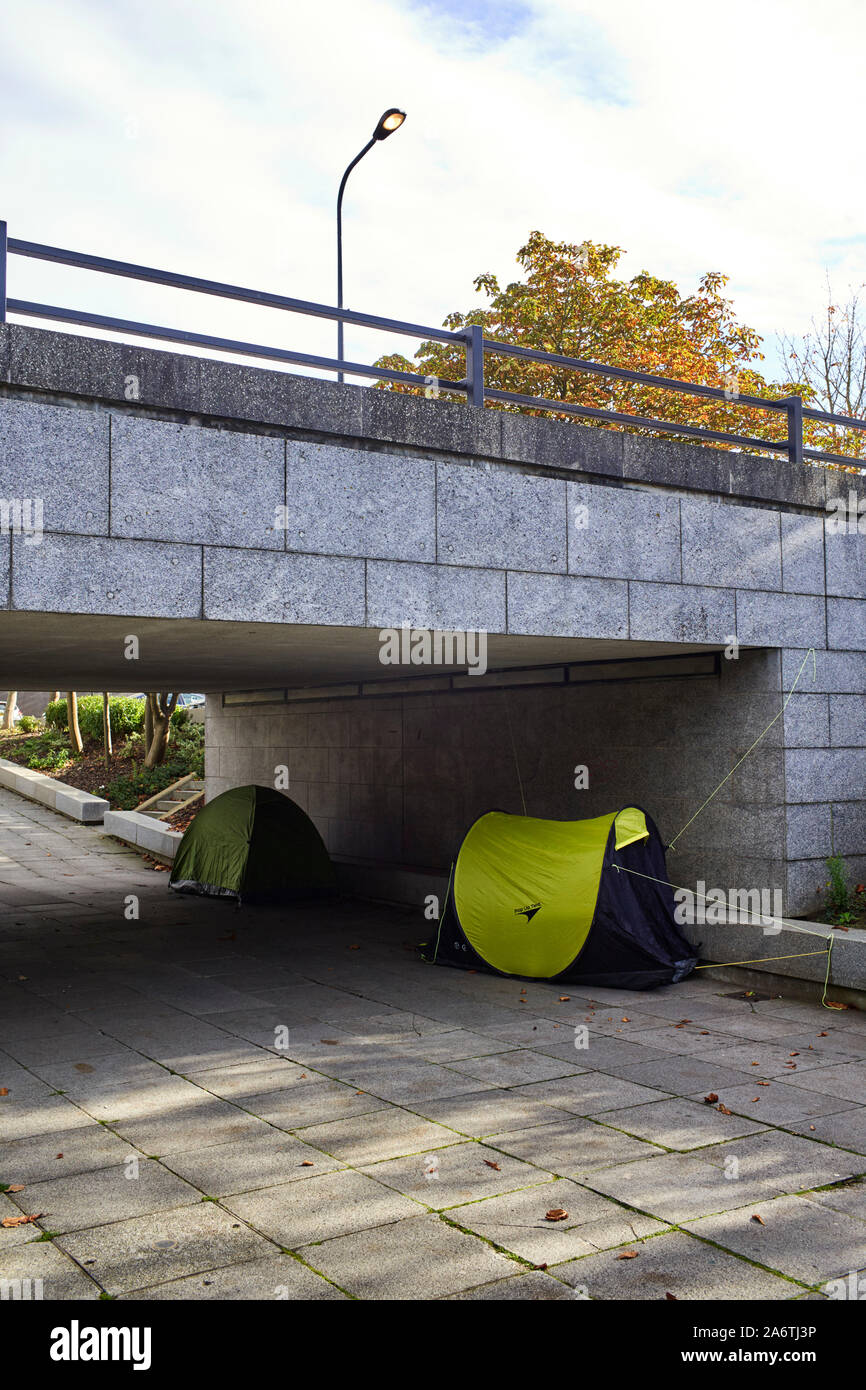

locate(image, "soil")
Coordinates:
166 802 201 835
0 736 137 796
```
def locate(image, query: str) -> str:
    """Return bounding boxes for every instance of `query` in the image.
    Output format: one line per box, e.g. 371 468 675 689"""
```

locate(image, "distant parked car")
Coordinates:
129 693 205 709
0 700 22 725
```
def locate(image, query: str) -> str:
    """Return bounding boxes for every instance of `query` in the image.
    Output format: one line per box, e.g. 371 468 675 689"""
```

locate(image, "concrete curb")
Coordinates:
682 916 865 995
0 756 109 823
102 809 183 859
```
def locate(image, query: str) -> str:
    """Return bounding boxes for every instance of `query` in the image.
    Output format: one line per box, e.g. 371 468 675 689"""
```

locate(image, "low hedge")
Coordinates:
46 696 146 741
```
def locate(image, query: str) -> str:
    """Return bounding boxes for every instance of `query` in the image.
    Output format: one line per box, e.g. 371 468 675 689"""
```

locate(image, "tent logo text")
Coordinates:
514 902 542 923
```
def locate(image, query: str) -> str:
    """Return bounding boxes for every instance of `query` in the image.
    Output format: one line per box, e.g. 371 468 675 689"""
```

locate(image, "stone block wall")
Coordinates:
204 646 836 915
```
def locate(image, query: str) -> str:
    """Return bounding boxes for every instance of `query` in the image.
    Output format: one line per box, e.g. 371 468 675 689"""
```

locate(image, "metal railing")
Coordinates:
1 219 864 470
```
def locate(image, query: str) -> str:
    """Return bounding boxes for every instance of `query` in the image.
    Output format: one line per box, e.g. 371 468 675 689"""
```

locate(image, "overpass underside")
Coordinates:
0 323 864 922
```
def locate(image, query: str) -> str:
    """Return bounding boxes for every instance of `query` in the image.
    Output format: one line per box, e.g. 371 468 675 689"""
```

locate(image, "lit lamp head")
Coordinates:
373 108 406 141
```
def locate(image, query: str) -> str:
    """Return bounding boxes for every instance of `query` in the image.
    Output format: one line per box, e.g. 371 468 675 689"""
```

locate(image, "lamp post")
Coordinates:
336 108 405 383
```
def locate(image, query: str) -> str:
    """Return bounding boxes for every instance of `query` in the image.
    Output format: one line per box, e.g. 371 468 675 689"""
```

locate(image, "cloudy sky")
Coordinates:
1 0 864 382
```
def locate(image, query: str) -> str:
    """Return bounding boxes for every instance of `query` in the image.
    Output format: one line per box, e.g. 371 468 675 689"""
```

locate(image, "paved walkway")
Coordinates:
1 787 864 1301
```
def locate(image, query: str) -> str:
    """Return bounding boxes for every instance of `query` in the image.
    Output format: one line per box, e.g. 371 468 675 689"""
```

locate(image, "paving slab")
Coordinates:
442 1270 576 1300
786 1109 866 1154
609 1056 763 1095
182 1056 320 1098
782 1061 866 1102
343 1058 498 1105
447 1049 586 1088
700 1081 858 1126
582 1151 785 1222
295 1107 459 1165
554 1229 796 1300
0 1238 102 1299
512 1074 674 1116
110 1099 274 1155
4 1159 200 1234
409 1088 573 1138
237 1078 385 1130
682 1193 866 1285
395 1029 517 1063
222 1168 420 1247
802 1178 866 1223
298 1211 515 1299
0 1123 142 1185
55 1202 278 1296
485 1116 664 1175
159 1131 345 1197
453 1179 667 1265
597 1096 768 1150
535 1037 670 1071
705 1040 851 1079
128 1252 349 1299
697 1130 866 1190
359 1140 549 1210
0 1096 93 1141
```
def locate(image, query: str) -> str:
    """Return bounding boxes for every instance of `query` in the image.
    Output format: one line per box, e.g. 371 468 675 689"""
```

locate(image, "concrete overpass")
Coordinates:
0 321 864 918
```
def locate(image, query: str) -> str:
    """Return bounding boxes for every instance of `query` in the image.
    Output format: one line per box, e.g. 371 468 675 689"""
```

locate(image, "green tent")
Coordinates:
432 806 697 989
169 785 335 903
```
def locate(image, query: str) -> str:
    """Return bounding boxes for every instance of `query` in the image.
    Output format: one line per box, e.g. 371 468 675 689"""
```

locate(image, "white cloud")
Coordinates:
1 0 864 383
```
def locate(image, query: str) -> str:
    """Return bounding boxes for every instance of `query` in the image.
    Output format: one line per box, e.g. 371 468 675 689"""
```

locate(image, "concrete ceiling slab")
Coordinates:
0 611 725 692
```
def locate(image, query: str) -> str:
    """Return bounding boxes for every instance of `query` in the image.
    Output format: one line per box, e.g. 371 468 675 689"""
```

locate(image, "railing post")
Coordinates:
785 394 804 466
0 220 7 324
465 323 484 407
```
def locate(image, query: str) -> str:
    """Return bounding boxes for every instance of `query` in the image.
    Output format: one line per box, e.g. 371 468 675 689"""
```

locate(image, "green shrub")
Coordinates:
45 696 145 742
45 699 67 731
17 715 41 733
104 757 195 810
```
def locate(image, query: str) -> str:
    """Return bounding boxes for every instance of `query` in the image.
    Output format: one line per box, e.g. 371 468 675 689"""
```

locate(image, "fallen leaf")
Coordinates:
6 1185 24 1193
1 1213 43 1228
789 1052 799 1057
703 1093 719 1105
751 1214 765 1225
558 996 571 1002
717 1103 732 1115
320 1040 339 1045
665 1292 678 1300
617 1249 639 1259
299 1161 314 1167
533 1263 548 1271
0 1088 8 1096
699 1031 710 1036
621 1016 630 1023
545 1208 568 1222
56 1154 63 1159
483 1159 501 1171
818 1032 828 1037
826 1001 849 1010
757 1081 770 1087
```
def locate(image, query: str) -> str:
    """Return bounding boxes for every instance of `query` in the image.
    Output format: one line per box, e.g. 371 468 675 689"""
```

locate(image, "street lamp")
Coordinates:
336 108 406 383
